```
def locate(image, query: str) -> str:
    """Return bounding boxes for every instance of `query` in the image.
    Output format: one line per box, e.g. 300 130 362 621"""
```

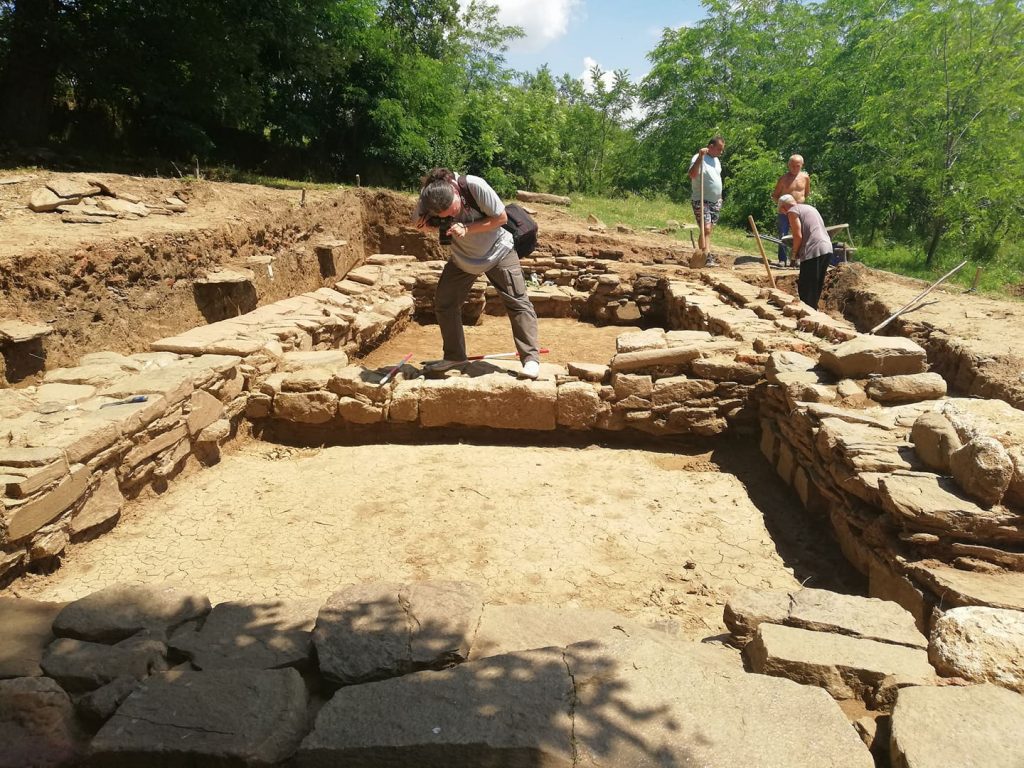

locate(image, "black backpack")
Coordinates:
457 176 539 258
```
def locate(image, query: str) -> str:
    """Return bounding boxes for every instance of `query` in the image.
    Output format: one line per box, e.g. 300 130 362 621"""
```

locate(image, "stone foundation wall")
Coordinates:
0 254 424 585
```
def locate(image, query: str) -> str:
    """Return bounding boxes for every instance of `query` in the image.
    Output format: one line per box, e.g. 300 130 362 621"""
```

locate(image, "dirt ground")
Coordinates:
359 316 638 369
10 438 858 639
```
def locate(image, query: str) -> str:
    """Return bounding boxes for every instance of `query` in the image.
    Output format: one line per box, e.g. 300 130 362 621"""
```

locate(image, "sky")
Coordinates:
486 0 708 86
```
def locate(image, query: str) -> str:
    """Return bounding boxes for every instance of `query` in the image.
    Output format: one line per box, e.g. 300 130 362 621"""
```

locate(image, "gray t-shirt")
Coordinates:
417 174 513 275
789 203 832 262
690 154 723 202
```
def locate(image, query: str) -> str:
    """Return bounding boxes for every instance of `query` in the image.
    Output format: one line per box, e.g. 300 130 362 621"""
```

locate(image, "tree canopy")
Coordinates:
1 0 1021 262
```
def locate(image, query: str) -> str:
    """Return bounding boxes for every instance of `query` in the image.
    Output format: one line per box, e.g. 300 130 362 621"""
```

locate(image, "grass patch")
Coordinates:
857 243 1023 299
569 193 754 253
202 167 345 191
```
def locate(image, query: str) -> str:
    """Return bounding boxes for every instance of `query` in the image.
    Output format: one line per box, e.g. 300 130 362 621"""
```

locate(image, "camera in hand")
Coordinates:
436 216 454 245
424 214 455 245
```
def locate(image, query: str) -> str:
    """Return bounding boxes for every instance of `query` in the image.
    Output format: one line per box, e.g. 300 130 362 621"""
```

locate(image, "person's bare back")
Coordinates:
772 154 811 203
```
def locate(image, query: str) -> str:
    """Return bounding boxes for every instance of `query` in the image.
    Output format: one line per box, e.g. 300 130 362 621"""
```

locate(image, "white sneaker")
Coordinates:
521 360 540 379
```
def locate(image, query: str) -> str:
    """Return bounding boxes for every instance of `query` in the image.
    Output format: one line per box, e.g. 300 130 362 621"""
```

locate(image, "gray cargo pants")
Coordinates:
434 246 540 364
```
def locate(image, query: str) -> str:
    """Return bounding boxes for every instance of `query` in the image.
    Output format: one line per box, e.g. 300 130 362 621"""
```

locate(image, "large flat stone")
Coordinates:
909 563 1024 611
0 597 66 678
418 377 557 430
28 417 120 464
0 320 52 344
296 647 574 768
313 581 483 685
52 584 211 643
746 623 934 700
878 472 1024 542
0 677 81 768
890 684 1024 768
568 637 872 768
788 588 927 648
819 335 927 378
4 464 90 542
90 669 308 766
169 600 318 671
724 588 926 649
296 637 873 768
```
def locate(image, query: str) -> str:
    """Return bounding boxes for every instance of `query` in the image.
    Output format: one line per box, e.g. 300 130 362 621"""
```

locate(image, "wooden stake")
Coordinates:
971 267 983 292
748 216 777 289
698 155 705 255
869 260 969 334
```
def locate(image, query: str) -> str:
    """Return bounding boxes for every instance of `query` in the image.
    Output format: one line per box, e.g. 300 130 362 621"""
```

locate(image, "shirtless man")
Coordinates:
770 154 811 267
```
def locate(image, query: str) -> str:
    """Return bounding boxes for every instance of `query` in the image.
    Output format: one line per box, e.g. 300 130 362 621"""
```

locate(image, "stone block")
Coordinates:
615 329 667 353
878 473 1023 542
28 417 120 464
29 528 68 560
185 390 224 436
169 600 318 671
557 382 602 430
0 677 81 767
4 464 90 542
90 669 308 766
387 380 421 423
419 377 557 431
280 350 350 372
0 597 66 678
5 458 69 498
337 397 384 424
611 373 653 400
313 581 483 686
327 366 388 404
819 335 927 378
865 372 947 404
71 471 124 539
691 356 761 384
52 584 211 643
274 391 338 424
723 590 791 646
929 606 1024 692
123 424 188 468
746 623 934 700
765 350 817 383
566 362 608 383
652 376 716 406
890 684 1024 768
41 633 168 693
282 367 333 392
911 411 962 473
949 436 1013 508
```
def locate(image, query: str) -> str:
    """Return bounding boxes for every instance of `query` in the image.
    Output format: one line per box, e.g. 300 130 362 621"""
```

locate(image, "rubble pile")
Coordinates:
26 177 187 224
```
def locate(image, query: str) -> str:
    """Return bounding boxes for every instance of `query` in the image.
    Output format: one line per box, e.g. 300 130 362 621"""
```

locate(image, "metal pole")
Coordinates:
869 260 969 334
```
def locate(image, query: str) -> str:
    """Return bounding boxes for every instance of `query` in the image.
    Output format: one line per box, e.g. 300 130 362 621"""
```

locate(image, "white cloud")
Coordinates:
580 56 616 92
485 0 582 51
579 57 649 123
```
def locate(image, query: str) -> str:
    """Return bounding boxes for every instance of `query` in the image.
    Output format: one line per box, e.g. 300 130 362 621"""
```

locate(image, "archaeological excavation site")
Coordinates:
1 173 1023 768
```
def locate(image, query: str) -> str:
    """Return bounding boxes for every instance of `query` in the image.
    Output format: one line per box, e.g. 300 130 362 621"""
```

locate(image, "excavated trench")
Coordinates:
4 188 1023 767
4 191 862 628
